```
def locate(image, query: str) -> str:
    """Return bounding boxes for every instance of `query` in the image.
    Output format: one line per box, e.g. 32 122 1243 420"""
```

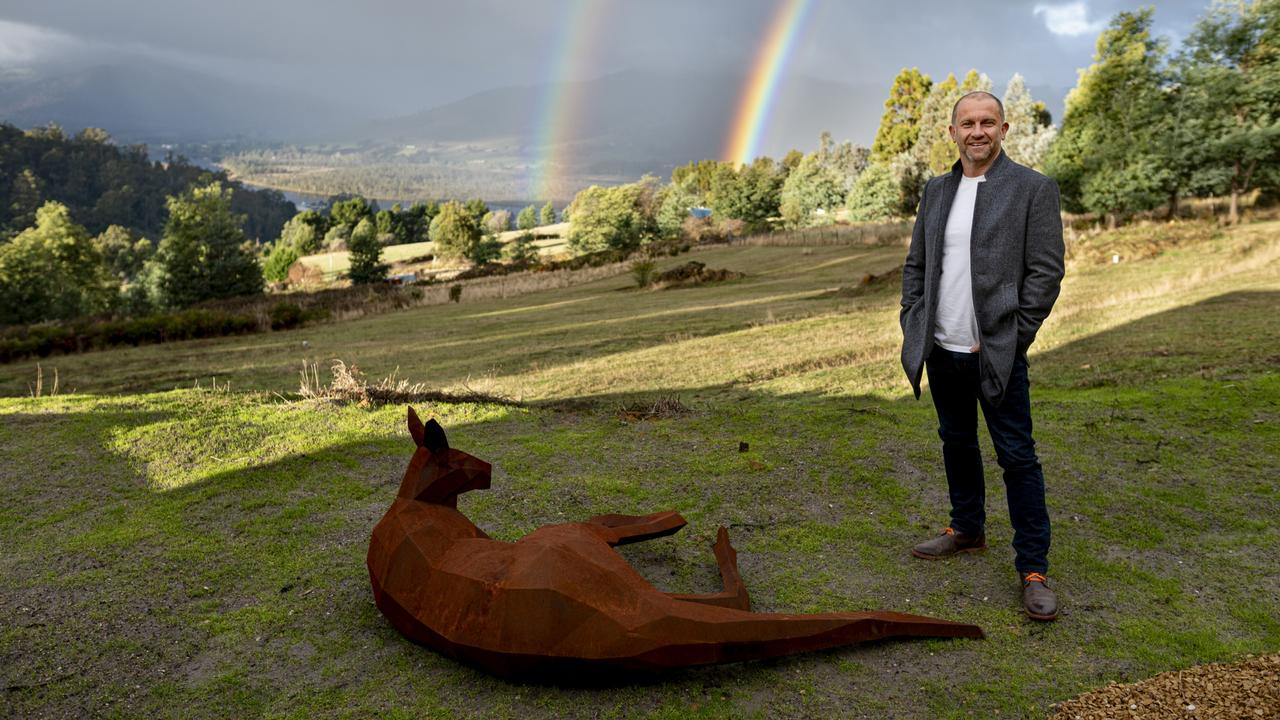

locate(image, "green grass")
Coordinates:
1 219 1277 718
297 223 570 281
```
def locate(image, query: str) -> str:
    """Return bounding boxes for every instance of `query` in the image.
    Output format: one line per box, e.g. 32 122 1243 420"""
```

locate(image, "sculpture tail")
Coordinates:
624 606 984 671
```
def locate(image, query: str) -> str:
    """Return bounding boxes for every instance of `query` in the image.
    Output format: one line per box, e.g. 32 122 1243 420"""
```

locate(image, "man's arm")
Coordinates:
1017 177 1066 354
901 181 929 331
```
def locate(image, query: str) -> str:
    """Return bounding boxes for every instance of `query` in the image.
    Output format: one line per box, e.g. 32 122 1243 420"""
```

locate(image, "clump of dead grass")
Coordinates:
650 261 745 289
297 359 525 408
617 394 691 421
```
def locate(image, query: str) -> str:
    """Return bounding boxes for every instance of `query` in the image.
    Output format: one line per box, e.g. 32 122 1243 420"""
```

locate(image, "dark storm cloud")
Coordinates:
0 0 1212 117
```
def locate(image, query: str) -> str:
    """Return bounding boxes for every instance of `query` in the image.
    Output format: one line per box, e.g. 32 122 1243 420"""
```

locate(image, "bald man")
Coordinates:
899 91 1065 621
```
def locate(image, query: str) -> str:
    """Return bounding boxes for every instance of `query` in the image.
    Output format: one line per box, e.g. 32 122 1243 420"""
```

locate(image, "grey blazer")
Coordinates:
900 151 1065 406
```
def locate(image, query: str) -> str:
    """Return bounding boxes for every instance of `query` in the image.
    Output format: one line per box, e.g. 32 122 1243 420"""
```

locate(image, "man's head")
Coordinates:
949 91 1008 174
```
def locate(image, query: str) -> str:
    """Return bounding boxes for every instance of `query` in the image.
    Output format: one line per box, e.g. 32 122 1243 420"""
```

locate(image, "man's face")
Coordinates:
949 96 1008 168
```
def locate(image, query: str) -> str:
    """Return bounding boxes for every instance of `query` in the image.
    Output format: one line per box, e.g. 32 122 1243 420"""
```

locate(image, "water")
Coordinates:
245 185 548 218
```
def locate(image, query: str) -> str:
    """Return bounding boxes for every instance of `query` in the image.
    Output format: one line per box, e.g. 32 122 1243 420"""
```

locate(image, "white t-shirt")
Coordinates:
934 174 985 352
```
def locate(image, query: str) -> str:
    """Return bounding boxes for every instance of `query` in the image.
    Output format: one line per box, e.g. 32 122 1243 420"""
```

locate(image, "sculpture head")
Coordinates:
399 407 492 506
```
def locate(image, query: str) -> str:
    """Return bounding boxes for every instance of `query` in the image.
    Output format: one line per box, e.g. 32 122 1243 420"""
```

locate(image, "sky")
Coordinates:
0 0 1212 120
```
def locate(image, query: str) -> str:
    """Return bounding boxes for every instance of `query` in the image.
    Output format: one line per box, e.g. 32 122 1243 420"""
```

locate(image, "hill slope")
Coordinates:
2 221 1277 718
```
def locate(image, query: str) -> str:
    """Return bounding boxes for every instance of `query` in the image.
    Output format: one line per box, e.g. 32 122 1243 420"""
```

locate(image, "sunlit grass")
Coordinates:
1 219 1277 719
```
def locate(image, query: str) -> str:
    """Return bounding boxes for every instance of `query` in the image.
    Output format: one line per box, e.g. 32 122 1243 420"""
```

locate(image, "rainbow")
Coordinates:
529 0 606 203
724 0 813 166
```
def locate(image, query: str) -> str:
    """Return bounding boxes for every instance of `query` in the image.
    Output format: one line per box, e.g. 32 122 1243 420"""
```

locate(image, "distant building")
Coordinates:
385 273 417 285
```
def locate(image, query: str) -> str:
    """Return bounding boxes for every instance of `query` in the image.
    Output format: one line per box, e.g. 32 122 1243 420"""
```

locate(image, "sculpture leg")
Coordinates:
588 510 687 546
667 526 752 611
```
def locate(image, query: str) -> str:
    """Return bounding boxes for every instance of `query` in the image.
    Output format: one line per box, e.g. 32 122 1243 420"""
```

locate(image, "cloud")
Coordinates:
1033 2 1106 37
0 18 78 64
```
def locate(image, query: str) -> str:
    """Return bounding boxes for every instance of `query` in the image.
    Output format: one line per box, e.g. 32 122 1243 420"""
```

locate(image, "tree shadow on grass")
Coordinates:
4 290 1278 717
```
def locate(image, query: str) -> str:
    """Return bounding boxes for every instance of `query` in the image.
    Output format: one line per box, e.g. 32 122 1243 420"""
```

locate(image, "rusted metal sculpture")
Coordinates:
368 408 983 680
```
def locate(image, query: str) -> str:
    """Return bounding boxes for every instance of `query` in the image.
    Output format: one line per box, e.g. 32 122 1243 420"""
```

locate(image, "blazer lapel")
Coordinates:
969 151 1009 256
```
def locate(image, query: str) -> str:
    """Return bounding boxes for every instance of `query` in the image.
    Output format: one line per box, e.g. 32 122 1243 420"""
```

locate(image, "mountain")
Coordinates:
0 60 351 143
360 69 888 177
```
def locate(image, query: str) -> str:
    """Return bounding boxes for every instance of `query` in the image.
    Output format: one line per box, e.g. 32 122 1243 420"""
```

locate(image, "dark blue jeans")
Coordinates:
925 346 1050 574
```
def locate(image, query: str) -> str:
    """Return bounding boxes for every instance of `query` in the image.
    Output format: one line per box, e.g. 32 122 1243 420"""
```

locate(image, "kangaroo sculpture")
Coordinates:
367 408 983 680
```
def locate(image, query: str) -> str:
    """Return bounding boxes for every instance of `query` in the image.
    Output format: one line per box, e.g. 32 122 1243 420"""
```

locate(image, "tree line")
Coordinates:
0 124 295 242
551 2 1278 255
1046 3 1279 225
3 1 1275 329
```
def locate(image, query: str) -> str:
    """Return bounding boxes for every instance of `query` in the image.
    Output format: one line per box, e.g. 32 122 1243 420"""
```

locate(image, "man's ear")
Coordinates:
408 406 425 447
422 418 449 453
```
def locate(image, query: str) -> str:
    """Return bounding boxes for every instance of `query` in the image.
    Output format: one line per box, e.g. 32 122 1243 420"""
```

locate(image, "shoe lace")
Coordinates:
942 527 955 536
1023 572 1047 584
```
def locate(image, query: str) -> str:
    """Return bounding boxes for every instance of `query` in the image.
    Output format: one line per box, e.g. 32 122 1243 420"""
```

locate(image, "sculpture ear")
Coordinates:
408 406 425 447
422 418 449 453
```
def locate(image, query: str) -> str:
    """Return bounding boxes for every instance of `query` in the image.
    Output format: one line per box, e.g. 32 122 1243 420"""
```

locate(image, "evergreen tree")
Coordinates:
463 198 489 223
278 211 326 255
778 152 843 227
93 225 152 281
0 201 117 324
914 72 962 177
1002 74 1058 172
871 68 932 162
959 69 992 93
517 205 538 231
262 242 301 283
1045 9 1172 221
329 196 373 227
656 180 699 239
347 217 387 283
7 168 44 238
539 201 556 225
503 232 539 262
719 157 784 226
151 182 263 308
430 201 484 260
846 163 901 221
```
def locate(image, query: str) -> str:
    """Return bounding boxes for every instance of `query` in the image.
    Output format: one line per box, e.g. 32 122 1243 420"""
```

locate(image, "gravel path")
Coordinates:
1050 654 1279 719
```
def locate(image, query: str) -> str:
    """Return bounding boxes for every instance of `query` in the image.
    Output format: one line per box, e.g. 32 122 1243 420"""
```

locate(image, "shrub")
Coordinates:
269 302 304 330
630 258 656 288
846 163 901 222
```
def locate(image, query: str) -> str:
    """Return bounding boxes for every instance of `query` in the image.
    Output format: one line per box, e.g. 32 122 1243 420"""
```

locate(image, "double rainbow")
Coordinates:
528 0 812 202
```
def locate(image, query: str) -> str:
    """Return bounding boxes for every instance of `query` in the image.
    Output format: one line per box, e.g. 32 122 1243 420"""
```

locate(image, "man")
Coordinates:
899 91 1065 621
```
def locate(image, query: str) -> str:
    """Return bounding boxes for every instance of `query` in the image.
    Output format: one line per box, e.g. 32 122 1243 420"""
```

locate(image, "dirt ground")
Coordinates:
1050 654 1279 719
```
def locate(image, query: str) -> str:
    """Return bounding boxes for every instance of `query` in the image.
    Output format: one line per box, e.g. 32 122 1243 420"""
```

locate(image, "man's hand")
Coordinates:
970 343 980 352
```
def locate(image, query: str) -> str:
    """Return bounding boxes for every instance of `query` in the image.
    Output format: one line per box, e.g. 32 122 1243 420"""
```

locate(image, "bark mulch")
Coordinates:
1049 654 1279 720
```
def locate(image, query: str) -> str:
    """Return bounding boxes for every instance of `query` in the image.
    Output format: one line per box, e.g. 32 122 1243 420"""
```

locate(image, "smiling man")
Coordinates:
899 91 1066 621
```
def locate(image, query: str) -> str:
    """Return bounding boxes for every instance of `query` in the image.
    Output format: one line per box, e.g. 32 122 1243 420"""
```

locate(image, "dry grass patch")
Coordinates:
297 359 525 408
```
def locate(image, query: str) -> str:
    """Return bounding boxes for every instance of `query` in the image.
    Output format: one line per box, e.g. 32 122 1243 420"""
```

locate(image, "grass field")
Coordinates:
2 220 1277 718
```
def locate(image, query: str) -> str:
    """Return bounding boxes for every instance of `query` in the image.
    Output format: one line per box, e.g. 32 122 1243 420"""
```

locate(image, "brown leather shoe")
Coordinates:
1022 572 1058 621
911 527 987 560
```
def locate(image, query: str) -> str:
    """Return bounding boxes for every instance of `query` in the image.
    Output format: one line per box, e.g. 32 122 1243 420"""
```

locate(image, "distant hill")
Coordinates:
0 123 296 242
0 60 350 144
360 69 889 177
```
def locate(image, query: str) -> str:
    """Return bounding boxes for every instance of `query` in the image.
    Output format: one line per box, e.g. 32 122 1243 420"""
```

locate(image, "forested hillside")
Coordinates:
0 123 295 243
